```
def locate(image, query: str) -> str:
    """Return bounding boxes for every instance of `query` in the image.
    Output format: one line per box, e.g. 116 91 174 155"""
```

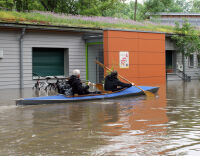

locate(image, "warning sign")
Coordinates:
119 51 129 68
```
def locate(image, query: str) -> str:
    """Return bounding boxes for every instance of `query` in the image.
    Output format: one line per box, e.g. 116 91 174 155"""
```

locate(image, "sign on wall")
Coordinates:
119 51 129 68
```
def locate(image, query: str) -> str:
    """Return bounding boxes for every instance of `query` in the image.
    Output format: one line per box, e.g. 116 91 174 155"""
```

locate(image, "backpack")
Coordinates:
64 87 72 96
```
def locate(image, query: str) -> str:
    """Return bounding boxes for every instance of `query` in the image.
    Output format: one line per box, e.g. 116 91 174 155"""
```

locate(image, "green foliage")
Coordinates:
172 20 200 56
191 0 200 12
143 0 174 13
0 0 14 10
77 0 121 16
175 0 192 12
142 0 195 18
0 0 129 18
0 0 198 21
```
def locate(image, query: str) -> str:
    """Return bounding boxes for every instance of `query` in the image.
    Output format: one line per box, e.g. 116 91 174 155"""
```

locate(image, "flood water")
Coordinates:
0 80 200 156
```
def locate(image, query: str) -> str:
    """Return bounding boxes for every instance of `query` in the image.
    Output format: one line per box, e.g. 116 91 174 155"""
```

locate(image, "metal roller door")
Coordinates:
32 48 64 77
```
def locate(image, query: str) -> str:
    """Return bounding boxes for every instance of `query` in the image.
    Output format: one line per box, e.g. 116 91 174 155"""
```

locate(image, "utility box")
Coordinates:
0 48 3 58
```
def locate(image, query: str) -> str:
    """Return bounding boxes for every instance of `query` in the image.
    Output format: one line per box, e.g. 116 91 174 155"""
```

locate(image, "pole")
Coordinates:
19 28 25 89
134 0 137 21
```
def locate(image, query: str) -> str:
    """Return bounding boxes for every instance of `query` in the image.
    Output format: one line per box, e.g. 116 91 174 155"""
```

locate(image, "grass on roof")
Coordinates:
0 10 177 33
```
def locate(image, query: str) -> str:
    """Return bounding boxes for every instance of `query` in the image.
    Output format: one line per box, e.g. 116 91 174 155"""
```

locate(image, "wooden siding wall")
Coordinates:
0 30 20 89
104 30 166 85
0 30 86 89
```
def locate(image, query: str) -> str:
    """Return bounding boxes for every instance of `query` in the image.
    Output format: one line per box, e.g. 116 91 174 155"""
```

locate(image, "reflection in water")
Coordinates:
94 85 168 155
0 81 200 155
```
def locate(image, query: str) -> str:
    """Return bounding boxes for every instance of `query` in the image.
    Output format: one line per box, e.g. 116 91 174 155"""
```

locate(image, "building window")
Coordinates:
188 54 194 67
197 55 200 67
32 48 68 77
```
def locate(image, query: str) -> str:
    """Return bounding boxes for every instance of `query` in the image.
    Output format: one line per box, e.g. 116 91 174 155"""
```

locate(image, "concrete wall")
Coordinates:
177 52 200 79
0 29 86 89
104 30 166 86
165 37 175 51
166 37 200 79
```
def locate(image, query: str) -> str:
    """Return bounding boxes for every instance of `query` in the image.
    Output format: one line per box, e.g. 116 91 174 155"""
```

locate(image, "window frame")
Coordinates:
32 47 69 79
188 54 194 68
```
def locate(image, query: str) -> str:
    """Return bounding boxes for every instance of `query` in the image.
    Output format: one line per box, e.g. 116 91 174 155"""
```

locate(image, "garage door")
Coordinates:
32 48 64 77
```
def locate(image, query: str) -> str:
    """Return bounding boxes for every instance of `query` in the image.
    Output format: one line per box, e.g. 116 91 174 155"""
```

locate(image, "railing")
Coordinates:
166 68 191 81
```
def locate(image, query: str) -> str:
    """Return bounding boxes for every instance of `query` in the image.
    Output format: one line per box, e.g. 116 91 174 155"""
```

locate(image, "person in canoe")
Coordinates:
104 70 134 92
68 69 91 95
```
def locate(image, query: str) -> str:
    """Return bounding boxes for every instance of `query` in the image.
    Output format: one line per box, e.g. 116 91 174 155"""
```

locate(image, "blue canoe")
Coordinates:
16 86 159 105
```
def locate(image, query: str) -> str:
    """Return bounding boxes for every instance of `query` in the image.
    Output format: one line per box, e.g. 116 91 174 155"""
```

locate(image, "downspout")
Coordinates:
182 52 185 80
19 28 26 89
85 42 89 81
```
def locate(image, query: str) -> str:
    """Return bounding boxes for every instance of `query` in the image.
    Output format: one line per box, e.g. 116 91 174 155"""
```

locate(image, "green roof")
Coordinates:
0 10 186 34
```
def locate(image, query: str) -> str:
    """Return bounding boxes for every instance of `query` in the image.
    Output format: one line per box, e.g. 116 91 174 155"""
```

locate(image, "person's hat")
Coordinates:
72 69 80 76
111 70 118 77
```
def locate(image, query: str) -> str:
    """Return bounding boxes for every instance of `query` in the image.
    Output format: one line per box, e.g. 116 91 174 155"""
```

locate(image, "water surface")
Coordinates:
0 81 200 155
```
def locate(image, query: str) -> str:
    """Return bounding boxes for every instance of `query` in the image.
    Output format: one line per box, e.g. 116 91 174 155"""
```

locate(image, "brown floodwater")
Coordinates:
0 80 200 156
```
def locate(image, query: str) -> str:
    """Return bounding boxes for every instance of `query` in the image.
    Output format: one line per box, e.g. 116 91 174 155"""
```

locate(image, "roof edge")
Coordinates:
0 22 103 33
103 28 165 34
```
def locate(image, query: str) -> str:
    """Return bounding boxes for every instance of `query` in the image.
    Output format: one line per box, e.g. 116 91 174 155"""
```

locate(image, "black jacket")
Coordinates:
68 75 89 95
104 74 132 92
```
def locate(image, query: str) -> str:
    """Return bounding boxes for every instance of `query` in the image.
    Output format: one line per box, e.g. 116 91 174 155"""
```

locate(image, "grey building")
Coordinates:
166 35 200 81
0 23 104 89
150 12 200 26
1 20 200 90
151 13 200 81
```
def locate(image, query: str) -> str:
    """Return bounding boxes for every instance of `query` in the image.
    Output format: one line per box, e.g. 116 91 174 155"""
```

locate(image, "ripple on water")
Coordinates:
0 105 17 113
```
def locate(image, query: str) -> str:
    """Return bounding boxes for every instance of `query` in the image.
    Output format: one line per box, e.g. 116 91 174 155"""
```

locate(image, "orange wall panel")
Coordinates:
137 77 166 85
138 65 166 77
114 65 139 78
105 51 138 65
107 38 139 51
138 52 165 65
103 30 166 86
106 30 138 39
139 39 165 52
138 32 165 40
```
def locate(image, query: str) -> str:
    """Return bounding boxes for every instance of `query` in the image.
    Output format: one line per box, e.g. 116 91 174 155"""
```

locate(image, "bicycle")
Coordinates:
32 73 49 91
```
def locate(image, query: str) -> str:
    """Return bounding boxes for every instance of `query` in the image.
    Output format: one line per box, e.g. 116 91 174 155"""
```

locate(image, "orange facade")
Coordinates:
103 30 166 86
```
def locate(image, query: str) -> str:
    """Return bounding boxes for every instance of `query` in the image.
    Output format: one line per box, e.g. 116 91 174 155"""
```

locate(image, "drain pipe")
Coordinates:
19 28 26 89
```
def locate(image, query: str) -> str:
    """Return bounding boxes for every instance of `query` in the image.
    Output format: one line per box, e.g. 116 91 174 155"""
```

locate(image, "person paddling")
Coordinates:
68 69 91 95
104 70 134 92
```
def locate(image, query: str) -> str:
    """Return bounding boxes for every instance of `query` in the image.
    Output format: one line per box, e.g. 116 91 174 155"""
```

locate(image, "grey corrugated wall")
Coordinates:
0 29 86 89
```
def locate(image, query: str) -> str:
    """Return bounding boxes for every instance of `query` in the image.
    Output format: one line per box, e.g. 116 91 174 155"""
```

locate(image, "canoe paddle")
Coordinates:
95 60 155 97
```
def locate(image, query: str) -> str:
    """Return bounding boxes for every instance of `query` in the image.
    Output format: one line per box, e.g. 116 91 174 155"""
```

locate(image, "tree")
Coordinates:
191 0 200 12
105 1 144 20
0 0 15 10
174 0 193 12
143 0 174 13
134 0 137 21
141 0 194 19
77 0 121 16
38 0 58 12
56 0 79 14
172 20 200 79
